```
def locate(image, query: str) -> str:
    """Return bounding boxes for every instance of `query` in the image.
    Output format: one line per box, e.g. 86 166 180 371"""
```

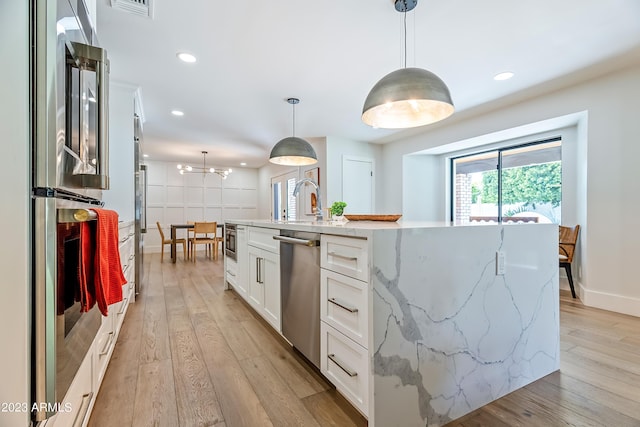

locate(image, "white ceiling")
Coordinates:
96 0 640 168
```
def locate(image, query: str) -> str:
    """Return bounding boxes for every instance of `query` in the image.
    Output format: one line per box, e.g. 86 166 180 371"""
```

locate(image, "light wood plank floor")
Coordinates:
90 253 640 426
89 252 366 427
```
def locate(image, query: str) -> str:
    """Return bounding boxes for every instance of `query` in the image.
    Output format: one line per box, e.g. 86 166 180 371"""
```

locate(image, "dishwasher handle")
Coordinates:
273 235 320 247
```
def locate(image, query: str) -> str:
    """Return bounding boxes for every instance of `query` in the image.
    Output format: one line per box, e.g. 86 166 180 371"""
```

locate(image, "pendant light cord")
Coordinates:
403 1 407 68
292 102 296 137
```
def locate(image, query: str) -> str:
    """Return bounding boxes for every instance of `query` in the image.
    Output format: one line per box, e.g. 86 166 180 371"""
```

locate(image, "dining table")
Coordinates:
170 223 224 263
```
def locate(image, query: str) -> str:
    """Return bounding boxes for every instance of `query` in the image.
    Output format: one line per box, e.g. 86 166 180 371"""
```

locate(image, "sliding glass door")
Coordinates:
451 138 562 224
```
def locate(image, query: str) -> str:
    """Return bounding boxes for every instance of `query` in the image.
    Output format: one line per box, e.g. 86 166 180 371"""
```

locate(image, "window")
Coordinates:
451 138 562 224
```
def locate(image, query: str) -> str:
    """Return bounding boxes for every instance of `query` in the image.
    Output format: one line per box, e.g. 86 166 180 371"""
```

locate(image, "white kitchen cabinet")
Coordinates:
246 226 281 331
236 225 249 297
320 321 369 415
225 224 249 299
320 269 369 349
248 244 281 331
321 234 369 282
48 347 94 427
320 234 370 417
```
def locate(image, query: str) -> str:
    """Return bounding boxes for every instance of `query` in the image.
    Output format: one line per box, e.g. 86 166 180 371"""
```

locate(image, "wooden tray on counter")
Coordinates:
343 214 402 222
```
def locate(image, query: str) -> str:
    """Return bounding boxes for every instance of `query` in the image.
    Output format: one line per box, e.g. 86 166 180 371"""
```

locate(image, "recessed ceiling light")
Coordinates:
176 52 197 63
240 162 247 166
171 110 184 116
143 154 149 158
494 71 514 81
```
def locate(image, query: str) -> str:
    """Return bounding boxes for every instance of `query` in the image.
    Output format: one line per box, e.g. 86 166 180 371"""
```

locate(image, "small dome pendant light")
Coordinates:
362 0 454 129
269 98 318 166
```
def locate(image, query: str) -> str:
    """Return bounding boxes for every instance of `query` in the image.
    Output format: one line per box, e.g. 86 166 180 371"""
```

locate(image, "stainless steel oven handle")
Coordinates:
58 208 97 223
273 235 320 246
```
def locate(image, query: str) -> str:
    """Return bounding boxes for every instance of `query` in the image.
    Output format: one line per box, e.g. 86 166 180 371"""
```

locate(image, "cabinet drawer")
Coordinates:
95 317 115 384
51 350 93 427
321 235 368 281
321 269 368 348
320 322 369 416
248 227 280 254
226 258 238 287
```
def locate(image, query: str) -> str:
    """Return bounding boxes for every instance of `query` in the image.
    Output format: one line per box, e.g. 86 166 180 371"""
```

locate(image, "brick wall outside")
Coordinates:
455 174 472 223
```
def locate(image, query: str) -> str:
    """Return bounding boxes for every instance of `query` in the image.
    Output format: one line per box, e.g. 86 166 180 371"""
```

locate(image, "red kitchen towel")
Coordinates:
79 221 97 312
92 208 127 316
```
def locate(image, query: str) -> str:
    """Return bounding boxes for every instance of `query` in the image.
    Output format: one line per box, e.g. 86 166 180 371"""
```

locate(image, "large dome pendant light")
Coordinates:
269 98 318 166
362 0 454 129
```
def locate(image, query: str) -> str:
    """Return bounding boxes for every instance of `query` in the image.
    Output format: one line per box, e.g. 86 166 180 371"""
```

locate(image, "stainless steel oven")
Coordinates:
55 212 102 401
225 223 237 261
31 0 110 423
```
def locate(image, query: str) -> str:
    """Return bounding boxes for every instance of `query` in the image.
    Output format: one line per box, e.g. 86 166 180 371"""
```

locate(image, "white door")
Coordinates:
342 156 374 214
271 170 298 220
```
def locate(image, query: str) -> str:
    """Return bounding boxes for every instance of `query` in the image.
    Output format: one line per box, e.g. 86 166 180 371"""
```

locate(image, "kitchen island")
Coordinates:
225 219 559 427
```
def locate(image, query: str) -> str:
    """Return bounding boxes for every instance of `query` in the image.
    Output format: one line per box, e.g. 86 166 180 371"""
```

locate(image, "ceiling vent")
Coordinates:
110 0 154 19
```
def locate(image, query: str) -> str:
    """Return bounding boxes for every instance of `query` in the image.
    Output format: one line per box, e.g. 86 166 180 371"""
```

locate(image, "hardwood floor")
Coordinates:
90 254 640 427
89 253 365 427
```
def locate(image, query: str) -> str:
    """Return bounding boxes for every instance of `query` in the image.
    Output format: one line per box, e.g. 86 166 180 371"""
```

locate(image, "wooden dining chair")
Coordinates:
186 221 195 258
559 224 580 298
156 221 187 262
190 222 218 262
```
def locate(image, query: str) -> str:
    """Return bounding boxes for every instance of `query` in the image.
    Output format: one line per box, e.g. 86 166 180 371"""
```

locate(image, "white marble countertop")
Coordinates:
224 218 552 238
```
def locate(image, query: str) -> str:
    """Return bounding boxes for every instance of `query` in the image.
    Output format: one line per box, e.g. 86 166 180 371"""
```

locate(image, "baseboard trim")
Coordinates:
580 285 640 318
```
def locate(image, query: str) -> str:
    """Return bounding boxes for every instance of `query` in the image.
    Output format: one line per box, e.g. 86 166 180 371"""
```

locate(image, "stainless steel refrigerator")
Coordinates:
134 113 146 295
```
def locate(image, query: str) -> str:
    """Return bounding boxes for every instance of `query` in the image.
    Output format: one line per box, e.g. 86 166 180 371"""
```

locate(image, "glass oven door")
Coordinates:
225 225 237 260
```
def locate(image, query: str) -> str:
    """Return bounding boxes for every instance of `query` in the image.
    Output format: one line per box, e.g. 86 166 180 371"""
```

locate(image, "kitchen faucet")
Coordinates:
293 178 323 221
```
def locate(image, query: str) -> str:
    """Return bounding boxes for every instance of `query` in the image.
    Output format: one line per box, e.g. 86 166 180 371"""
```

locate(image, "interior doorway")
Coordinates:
271 170 298 220
342 156 374 214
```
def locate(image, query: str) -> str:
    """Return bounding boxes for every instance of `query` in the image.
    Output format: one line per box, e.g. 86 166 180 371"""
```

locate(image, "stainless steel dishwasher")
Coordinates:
275 230 321 368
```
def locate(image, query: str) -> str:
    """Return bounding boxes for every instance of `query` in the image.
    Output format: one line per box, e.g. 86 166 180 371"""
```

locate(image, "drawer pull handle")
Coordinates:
329 297 358 313
99 332 114 356
227 271 236 277
117 298 128 315
328 251 358 261
328 353 358 377
72 392 93 427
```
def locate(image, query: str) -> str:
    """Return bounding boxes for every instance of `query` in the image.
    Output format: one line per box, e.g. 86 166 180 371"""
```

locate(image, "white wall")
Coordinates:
145 160 258 252
402 155 443 221
102 83 136 222
381 63 640 316
0 1 30 424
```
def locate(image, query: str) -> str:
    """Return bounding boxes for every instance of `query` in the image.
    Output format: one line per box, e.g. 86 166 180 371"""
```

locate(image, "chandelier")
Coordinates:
177 151 233 179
